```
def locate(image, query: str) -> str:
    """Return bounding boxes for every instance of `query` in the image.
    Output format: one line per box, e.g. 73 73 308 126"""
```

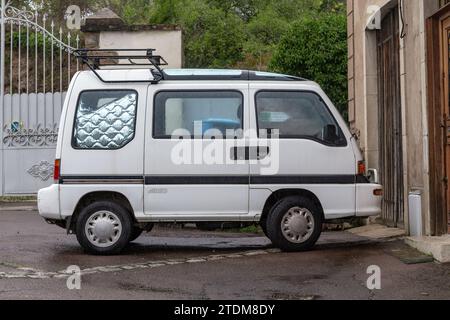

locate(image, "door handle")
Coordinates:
231 147 270 160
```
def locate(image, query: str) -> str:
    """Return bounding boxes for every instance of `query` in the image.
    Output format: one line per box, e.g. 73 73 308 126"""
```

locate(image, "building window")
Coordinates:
255 91 346 146
153 91 243 139
73 90 137 149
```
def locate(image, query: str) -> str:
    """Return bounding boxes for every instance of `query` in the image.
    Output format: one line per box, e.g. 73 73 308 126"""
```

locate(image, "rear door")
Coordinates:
144 82 250 219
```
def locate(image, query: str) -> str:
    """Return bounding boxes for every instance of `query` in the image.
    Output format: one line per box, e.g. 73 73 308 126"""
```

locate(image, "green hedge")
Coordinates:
269 13 348 119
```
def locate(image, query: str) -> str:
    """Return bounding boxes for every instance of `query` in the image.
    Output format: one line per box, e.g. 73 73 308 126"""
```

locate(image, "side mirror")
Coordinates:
323 124 339 144
367 168 379 184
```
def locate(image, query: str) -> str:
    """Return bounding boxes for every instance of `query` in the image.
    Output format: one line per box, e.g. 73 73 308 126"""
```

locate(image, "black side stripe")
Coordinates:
146 175 362 185
250 175 357 185
61 175 143 180
60 175 369 185
60 176 143 185
145 176 248 185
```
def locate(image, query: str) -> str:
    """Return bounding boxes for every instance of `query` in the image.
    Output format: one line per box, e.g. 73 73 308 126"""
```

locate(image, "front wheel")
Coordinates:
266 196 323 252
130 223 154 242
129 227 144 242
75 201 133 255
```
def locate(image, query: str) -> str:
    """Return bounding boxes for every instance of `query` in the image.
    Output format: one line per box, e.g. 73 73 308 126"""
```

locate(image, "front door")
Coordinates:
144 83 250 220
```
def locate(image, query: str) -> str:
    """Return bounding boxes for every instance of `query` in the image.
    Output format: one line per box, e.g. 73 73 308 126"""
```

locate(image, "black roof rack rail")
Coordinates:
73 48 168 84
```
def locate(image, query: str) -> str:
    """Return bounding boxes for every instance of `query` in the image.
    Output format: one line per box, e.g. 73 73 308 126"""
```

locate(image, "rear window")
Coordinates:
255 91 346 146
72 90 137 149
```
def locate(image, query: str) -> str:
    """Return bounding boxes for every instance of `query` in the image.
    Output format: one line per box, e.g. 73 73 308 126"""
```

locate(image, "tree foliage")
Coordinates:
9 0 345 68
142 0 246 67
7 0 348 114
269 13 348 117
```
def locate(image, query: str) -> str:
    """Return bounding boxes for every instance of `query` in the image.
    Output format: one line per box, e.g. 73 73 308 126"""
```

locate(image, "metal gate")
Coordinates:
0 1 79 194
377 8 404 227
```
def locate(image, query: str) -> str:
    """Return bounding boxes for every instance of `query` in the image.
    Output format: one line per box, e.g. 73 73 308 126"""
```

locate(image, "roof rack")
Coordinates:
161 69 307 81
74 48 168 84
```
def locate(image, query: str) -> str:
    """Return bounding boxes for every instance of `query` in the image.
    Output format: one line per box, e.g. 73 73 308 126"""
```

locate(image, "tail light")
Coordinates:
54 159 60 183
373 189 383 196
358 161 366 175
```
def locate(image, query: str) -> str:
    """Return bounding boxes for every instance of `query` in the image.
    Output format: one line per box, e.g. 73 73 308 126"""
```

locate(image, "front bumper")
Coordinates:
356 184 383 217
37 184 61 220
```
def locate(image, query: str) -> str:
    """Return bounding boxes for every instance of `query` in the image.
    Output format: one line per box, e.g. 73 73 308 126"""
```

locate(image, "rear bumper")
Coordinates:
37 184 60 220
356 184 383 217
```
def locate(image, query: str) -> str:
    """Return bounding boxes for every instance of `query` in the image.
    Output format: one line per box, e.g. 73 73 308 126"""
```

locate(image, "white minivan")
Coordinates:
38 49 382 255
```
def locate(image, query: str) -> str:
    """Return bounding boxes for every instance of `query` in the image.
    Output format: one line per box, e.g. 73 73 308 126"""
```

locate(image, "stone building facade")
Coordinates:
348 0 450 236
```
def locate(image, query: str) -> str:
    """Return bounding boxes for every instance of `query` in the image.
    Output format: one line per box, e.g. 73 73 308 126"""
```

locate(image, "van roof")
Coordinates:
162 69 307 81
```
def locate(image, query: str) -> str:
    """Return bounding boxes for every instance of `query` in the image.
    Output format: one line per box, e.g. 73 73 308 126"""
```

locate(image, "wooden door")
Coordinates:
377 8 404 228
427 4 450 236
441 16 450 233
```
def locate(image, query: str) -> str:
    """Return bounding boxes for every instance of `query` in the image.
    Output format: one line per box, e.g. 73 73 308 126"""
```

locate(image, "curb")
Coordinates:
0 206 37 212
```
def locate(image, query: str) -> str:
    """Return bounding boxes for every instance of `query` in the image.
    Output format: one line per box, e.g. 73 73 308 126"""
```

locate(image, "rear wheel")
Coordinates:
260 219 269 237
266 196 322 252
75 201 132 255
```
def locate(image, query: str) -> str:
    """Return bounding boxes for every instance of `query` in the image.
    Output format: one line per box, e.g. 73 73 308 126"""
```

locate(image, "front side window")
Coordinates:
154 91 243 139
73 90 137 149
256 91 346 146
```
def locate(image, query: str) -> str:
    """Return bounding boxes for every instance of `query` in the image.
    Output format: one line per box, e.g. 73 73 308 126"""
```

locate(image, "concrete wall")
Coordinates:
99 30 183 69
348 0 395 167
348 0 441 235
81 8 183 69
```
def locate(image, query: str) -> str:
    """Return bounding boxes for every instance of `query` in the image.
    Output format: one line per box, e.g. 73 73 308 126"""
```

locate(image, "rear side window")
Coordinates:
255 91 346 146
73 90 137 149
153 91 243 139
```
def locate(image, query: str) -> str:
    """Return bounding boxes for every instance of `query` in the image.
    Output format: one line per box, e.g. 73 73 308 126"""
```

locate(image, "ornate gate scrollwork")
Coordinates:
27 160 54 181
3 124 58 147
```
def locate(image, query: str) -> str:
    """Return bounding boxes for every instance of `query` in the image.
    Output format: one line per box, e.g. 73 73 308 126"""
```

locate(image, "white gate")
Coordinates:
0 1 79 194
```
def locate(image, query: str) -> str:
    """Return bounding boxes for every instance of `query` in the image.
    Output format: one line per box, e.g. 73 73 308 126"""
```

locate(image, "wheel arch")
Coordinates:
260 189 324 225
68 191 136 233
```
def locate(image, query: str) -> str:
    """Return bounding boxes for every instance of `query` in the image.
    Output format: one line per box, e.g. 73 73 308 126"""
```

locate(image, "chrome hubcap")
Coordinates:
85 211 122 247
281 207 315 243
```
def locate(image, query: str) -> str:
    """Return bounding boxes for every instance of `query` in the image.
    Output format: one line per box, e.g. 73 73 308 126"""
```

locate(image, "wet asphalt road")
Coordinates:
0 207 449 300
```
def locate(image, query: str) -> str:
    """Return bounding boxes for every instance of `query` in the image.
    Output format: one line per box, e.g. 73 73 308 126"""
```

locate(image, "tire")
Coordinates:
75 201 133 255
129 227 144 242
130 223 154 242
260 219 269 237
266 196 323 252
